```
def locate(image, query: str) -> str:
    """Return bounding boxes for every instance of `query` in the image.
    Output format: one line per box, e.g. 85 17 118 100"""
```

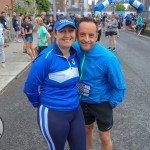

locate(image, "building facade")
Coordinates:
50 0 89 13
142 0 150 11
0 0 13 16
50 0 71 12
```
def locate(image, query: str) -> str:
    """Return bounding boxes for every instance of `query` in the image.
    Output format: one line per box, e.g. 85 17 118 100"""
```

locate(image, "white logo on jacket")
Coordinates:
48 67 79 83
71 58 75 65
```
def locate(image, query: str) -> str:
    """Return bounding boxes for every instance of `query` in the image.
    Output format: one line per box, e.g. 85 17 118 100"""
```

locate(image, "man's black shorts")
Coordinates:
108 31 117 36
80 101 113 132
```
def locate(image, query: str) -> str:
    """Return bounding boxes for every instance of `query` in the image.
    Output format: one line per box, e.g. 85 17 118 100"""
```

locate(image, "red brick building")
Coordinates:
55 0 66 12
0 0 13 16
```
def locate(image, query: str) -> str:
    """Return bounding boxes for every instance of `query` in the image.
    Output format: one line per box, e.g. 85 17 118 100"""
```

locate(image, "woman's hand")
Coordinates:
42 40 47 44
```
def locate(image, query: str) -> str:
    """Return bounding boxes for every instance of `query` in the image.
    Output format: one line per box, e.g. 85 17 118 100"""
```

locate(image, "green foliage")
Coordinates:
96 14 101 18
126 5 131 11
26 0 33 5
14 3 26 15
115 4 125 11
37 0 50 14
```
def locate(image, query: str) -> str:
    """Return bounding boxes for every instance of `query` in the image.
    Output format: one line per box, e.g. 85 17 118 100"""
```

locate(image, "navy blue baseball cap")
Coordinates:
54 18 76 31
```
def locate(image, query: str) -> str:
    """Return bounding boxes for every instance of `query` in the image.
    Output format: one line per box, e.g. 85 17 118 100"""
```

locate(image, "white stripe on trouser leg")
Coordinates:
39 105 55 150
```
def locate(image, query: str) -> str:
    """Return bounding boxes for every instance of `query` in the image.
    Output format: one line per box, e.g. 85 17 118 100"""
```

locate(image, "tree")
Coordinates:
26 0 33 5
115 4 125 11
126 5 131 11
37 0 50 14
14 3 26 15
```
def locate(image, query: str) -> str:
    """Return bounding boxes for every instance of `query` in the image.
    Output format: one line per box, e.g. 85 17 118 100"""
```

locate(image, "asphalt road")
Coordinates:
0 30 150 150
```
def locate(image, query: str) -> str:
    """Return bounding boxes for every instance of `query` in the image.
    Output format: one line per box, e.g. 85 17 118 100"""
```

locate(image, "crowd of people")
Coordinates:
0 11 56 68
124 13 145 36
0 10 147 69
1 10 147 150
2 11 147 149
0 6 149 149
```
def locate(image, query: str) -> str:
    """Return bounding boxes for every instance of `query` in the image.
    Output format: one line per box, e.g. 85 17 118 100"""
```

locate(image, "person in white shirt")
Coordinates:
0 23 5 68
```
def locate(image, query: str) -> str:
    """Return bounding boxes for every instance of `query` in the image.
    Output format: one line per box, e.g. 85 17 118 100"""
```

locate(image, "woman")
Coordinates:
24 17 86 150
106 14 118 51
24 16 36 61
35 17 51 54
20 15 27 53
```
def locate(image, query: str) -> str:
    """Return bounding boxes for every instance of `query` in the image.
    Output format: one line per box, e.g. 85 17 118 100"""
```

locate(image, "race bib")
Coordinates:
48 26 52 30
77 82 90 97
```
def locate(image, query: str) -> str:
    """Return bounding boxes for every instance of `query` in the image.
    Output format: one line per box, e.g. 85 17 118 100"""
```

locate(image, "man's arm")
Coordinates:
107 56 126 107
0 17 8 29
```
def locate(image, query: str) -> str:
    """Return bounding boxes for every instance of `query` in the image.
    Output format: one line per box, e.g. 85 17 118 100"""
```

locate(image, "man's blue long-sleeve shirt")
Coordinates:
73 41 126 106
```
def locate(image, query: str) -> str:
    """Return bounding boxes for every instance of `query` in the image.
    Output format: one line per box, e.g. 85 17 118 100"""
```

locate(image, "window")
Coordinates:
5 5 10 16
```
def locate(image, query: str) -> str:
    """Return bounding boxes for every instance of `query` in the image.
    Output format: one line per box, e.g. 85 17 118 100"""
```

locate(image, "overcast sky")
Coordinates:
88 0 98 5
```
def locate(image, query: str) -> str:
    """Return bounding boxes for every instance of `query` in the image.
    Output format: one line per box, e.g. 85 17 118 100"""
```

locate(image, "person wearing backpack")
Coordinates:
125 15 132 30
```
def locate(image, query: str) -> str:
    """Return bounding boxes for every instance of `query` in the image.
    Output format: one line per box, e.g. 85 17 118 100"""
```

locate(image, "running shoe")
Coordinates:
1 62 6 68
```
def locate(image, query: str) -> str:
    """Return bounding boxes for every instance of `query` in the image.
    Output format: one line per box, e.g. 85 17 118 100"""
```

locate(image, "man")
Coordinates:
12 12 21 42
0 11 9 46
73 17 126 150
0 11 8 29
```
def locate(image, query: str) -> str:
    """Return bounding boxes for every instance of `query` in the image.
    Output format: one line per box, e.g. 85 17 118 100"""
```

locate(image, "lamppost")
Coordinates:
113 3 116 13
52 0 56 20
91 0 95 14
144 0 148 11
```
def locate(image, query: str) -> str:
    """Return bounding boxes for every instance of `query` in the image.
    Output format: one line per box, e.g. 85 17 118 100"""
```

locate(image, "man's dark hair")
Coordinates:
77 17 98 32
57 15 67 20
20 13 23 16
24 15 32 21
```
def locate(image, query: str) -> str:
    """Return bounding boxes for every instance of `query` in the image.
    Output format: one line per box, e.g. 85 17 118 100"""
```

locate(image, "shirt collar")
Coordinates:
53 42 76 57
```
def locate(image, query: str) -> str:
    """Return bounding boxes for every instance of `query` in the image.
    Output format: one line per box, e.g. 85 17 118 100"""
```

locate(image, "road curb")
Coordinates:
126 30 150 39
0 63 31 96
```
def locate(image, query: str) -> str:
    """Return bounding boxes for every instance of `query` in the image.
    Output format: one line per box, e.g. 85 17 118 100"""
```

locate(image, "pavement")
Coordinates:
0 32 38 95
